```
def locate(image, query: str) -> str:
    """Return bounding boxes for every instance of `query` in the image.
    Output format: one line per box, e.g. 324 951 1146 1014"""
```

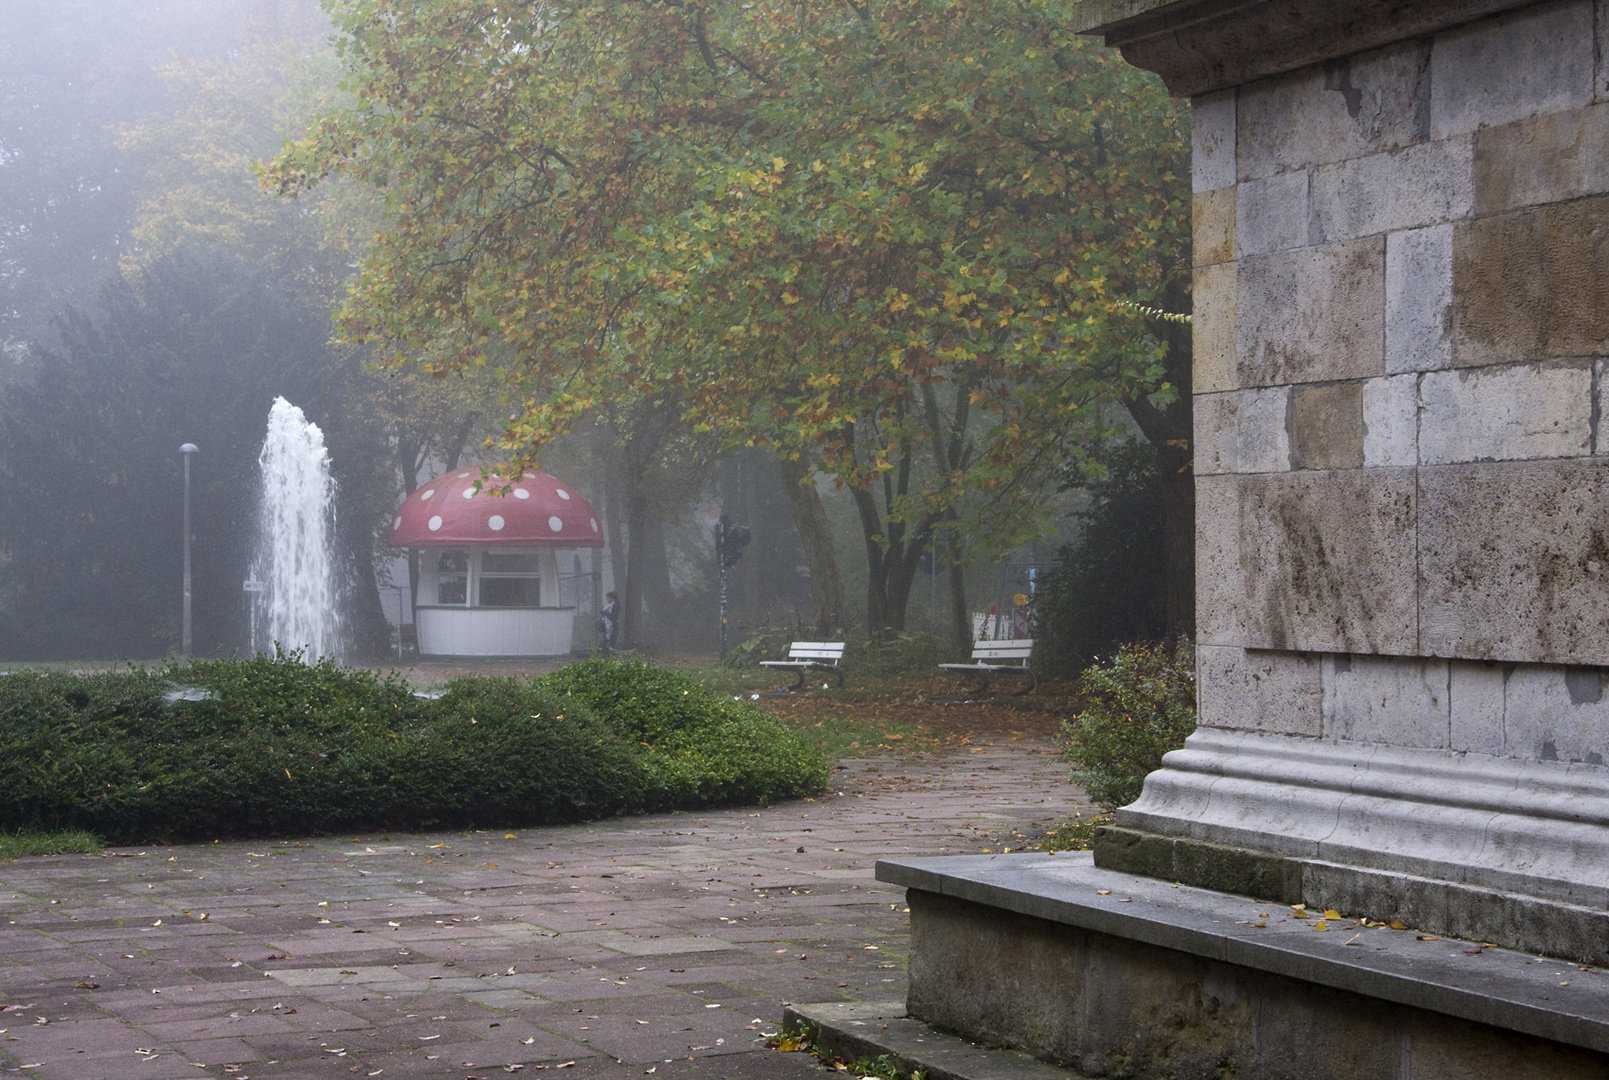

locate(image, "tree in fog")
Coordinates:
268 0 1194 647
0 251 391 658
0 0 247 363
1032 439 1168 678
113 0 502 640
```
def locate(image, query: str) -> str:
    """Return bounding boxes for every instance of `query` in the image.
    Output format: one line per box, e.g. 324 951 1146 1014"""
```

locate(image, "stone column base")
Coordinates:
1099 728 1609 963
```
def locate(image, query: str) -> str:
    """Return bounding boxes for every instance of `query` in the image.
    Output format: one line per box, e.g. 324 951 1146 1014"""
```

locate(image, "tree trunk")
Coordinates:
639 511 673 646
777 452 848 636
919 381 976 655
851 486 896 635
341 519 392 657
851 486 929 637
622 486 648 649
396 432 424 624
946 542 971 656
601 441 628 607
1121 275 1195 637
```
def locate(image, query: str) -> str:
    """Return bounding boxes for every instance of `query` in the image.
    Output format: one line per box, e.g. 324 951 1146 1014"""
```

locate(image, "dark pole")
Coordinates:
717 517 728 661
180 443 198 657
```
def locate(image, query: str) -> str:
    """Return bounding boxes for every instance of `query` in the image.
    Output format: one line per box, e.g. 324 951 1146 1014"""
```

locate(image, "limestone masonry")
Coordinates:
1089 0 1609 964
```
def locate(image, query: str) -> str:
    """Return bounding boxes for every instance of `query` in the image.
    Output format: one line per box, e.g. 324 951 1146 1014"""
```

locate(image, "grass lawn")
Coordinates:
0 829 103 860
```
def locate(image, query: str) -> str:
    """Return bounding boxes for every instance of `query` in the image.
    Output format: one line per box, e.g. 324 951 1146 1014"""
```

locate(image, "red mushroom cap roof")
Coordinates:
389 470 604 548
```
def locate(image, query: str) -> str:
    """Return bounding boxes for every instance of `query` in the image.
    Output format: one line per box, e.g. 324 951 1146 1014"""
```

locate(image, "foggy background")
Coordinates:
0 0 1158 665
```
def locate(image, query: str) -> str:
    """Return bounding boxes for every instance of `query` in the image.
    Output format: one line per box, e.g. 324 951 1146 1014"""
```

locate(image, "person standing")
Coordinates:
600 591 621 655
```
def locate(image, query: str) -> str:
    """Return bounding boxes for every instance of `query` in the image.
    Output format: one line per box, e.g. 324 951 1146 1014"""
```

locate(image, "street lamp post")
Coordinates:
180 443 198 657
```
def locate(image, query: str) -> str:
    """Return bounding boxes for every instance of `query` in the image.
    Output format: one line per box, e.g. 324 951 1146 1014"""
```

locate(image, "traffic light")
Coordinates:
716 517 751 568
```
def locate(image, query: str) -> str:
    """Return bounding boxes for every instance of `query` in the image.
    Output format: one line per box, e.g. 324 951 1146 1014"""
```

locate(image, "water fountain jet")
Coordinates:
251 397 340 660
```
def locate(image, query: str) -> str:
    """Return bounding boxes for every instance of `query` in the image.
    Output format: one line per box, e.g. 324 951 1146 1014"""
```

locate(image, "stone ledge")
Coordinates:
1118 728 1609 916
875 851 1609 1056
1068 0 1540 96
783 1001 1080 1080
1094 824 1609 966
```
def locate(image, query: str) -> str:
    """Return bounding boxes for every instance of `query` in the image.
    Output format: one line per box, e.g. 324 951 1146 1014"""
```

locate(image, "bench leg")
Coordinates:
1014 667 1037 696
787 668 806 691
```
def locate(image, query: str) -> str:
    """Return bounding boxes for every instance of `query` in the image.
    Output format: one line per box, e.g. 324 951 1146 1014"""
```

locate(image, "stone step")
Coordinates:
783 1000 1083 1080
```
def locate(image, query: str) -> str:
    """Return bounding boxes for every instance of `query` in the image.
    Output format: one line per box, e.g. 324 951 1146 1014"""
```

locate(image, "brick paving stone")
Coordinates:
0 742 1081 1079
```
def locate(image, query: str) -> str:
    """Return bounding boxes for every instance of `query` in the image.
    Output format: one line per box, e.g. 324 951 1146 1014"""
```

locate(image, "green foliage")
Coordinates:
847 634 953 680
1033 440 1168 680
0 828 102 861
539 656 830 808
721 630 791 670
0 653 825 843
1059 641 1195 812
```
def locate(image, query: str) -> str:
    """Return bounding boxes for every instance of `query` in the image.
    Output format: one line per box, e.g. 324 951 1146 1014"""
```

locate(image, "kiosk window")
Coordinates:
435 549 468 605
478 551 541 607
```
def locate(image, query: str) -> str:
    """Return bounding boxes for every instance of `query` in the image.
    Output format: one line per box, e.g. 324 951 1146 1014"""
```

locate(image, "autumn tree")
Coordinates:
270 0 1193 640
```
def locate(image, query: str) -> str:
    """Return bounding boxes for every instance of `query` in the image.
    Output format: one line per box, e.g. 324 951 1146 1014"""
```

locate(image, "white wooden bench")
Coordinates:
759 641 846 689
939 639 1036 694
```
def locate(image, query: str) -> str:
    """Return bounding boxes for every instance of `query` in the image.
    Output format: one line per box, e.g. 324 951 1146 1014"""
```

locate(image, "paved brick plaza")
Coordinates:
0 742 1080 1080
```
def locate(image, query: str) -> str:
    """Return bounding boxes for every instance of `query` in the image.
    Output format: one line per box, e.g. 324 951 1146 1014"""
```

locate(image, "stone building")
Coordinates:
1112 0 1609 964
851 2 1609 1077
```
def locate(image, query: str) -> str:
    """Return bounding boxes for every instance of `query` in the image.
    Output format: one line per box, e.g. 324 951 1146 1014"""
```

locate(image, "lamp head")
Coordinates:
179 443 199 454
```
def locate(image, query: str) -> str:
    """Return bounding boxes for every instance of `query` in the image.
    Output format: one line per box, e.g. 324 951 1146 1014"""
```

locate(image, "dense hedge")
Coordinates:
541 656 829 808
0 654 827 843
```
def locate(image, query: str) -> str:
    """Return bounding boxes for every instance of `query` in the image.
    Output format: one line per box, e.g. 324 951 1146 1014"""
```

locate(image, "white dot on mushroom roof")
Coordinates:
590 518 599 532
392 516 402 530
428 515 443 532
488 515 505 531
548 516 564 532
514 489 530 500
524 472 536 480
556 488 571 500
420 489 434 500
461 488 475 499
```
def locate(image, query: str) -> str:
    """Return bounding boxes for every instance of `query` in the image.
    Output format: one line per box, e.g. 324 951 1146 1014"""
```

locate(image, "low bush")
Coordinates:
720 630 791 669
1059 640 1195 811
0 653 827 843
538 656 830 808
847 633 952 679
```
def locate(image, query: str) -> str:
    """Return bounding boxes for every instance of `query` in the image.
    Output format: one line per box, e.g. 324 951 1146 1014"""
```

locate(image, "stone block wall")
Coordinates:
1195 1 1609 764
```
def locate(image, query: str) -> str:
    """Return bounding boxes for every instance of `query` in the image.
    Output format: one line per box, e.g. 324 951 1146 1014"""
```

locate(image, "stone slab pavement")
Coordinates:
0 741 1084 1080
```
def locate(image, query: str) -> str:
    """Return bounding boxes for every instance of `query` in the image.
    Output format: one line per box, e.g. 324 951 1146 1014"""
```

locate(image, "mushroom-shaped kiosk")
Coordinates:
389 470 603 657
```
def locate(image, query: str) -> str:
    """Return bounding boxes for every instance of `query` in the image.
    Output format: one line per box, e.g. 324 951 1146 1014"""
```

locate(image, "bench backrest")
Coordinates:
972 639 1033 662
788 641 846 662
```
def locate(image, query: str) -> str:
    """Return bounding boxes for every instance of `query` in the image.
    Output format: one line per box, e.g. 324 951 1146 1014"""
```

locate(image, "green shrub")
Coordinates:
847 633 952 678
721 630 791 669
1059 640 1195 811
0 653 826 843
538 656 829 808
